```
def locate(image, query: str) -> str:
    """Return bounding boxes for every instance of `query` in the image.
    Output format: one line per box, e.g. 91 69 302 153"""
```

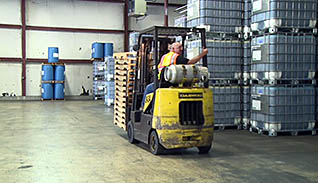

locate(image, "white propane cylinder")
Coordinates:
164 65 209 84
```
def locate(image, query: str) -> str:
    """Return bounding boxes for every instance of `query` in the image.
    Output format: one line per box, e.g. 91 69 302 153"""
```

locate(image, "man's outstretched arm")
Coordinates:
188 48 209 64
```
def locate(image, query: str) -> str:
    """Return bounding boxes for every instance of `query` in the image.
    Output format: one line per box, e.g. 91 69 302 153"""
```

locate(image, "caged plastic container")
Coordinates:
174 15 187 27
187 38 243 79
104 81 115 106
129 32 140 52
243 0 252 27
93 80 106 96
250 86 316 135
211 86 242 126
187 0 244 33
251 33 316 80
93 61 106 77
241 86 251 128
251 0 317 32
242 86 251 119
243 40 251 74
104 57 115 81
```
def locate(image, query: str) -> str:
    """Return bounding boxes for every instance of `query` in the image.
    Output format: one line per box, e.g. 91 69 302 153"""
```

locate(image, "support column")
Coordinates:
164 0 168 26
21 0 26 96
124 0 129 52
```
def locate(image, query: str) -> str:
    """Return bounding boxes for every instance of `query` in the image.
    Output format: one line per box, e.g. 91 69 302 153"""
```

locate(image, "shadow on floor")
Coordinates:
116 131 234 158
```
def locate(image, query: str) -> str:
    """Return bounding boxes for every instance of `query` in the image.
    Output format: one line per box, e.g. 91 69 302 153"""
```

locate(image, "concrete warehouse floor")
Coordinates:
0 101 317 183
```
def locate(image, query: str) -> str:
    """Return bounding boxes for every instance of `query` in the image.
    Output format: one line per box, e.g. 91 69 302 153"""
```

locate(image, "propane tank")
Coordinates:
164 65 209 84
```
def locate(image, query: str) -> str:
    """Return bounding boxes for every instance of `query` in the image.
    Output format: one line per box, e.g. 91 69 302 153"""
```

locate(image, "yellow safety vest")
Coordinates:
157 52 179 79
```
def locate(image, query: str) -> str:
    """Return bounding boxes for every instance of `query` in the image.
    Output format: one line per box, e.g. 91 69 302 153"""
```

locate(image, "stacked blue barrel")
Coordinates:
92 42 115 106
41 47 65 100
248 0 318 136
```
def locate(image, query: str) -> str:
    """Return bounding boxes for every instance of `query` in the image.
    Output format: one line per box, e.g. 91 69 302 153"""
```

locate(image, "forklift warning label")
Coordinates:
179 93 203 99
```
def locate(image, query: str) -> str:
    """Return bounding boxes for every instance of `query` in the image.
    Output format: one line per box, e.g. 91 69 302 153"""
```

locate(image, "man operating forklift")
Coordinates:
141 42 209 109
126 26 214 155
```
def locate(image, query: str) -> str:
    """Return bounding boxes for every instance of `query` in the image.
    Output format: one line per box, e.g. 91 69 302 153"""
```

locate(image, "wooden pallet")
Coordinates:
116 98 132 107
54 80 65 84
113 52 137 132
115 85 133 93
54 63 65 66
115 64 136 71
115 69 135 76
42 63 66 66
115 85 133 92
115 96 126 103
41 98 65 101
116 90 132 98
115 96 132 105
91 57 104 61
114 52 137 60
41 81 65 84
114 104 126 113
41 80 54 84
115 70 135 77
115 75 127 82
115 75 134 82
115 80 134 87
115 59 136 65
114 116 126 131
114 99 127 108
115 70 127 76
114 109 126 119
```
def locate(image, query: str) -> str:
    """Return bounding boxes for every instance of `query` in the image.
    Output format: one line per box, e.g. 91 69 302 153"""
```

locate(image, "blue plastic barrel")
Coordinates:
55 65 65 81
54 83 65 99
48 47 59 63
104 43 113 57
42 83 54 99
92 42 104 58
42 64 54 81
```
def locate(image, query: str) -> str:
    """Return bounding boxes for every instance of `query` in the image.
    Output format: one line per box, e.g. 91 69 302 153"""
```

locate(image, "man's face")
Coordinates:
173 43 183 54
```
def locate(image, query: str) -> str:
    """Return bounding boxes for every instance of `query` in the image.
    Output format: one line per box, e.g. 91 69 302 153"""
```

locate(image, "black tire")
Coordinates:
149 131 164 155
198 144 212 154
127 121 137 144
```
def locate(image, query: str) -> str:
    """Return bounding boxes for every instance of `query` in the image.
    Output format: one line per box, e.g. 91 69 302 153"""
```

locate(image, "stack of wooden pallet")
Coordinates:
113 52 136 130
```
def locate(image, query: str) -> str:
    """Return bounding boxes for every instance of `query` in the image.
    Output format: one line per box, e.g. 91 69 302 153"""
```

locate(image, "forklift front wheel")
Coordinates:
127 121 137 144
198 144 212 154
149 131 164 155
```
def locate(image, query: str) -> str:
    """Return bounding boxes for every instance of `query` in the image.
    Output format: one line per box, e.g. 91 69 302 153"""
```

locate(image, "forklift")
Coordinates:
126 26 214 155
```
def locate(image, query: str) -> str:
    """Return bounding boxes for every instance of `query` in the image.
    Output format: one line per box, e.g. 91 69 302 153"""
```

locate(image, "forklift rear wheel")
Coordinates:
127 121 137 144
198 144 212 154
149 131 164 155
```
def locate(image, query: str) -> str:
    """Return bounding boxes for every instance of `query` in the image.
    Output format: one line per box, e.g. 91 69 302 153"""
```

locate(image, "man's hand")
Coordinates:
188 48 209 64
203 48 208 55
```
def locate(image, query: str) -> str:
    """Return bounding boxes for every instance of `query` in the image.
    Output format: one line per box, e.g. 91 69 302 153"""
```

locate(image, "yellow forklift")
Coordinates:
127 26 214 154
